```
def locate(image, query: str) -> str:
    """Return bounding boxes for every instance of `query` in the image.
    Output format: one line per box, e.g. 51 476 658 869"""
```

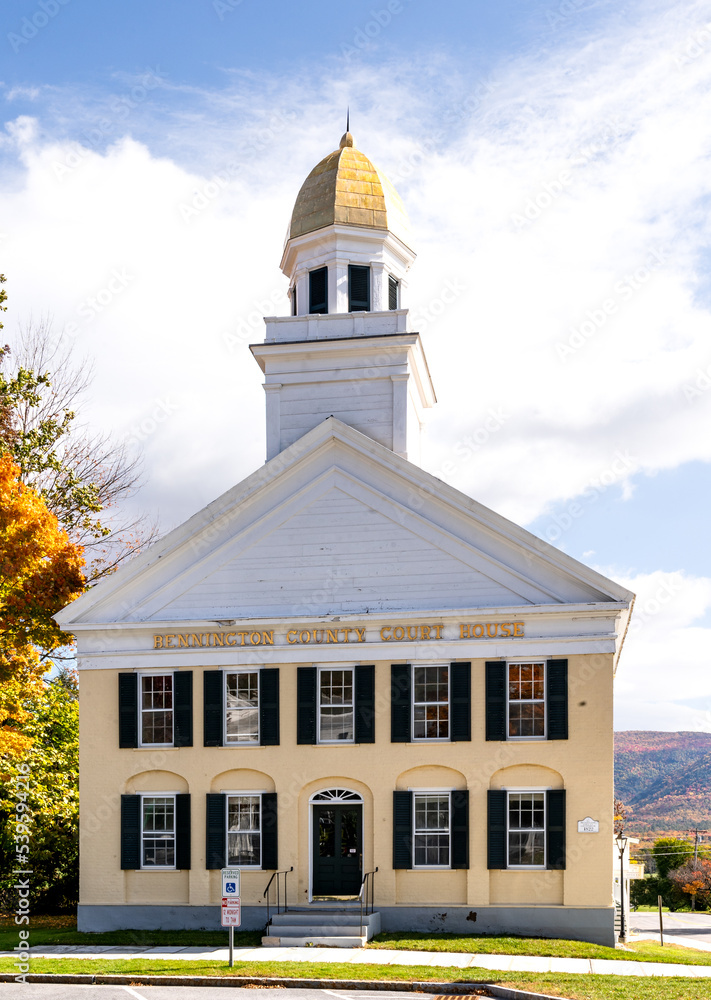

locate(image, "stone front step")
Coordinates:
262 907 381 947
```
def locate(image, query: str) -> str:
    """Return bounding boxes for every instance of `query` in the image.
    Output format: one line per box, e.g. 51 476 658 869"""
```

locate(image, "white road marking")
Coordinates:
122 987 147 1000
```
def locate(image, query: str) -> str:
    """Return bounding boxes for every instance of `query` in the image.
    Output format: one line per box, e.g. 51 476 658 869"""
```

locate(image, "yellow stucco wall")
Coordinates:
78 653 614 910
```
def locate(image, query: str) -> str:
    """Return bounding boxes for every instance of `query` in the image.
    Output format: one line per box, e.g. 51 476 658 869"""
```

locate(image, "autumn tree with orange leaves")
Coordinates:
0 450 85 756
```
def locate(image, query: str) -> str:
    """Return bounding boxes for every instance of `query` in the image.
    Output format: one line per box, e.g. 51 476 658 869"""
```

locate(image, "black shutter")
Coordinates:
120 795 141 869
309 266 328 314
261 792 278 870
173 671 193 747
547 659 568 740
348 265 370 311
118 673 138 748
203 671 223 747
388 274 398 310
451 789 469 869
390 664 411 742
175 794 191 870
392 790 413 869
485 661 506 741
205 794 226 869
259 669 280 746
547 789 566 870
297 667 317 744
355 665 375 743
487 789 507 869
450 662 471 741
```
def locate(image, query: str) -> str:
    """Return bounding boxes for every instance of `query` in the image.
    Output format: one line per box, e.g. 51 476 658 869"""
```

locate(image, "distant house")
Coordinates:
57 128 634 947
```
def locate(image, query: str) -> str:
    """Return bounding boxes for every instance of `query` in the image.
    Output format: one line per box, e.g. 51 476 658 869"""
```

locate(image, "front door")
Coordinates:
312 804 362 896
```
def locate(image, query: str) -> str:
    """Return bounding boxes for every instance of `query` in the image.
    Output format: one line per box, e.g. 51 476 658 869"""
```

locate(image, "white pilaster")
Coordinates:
264 383 282 461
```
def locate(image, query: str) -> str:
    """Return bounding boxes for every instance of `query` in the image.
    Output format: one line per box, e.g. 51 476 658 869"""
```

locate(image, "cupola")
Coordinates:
251 129 435 463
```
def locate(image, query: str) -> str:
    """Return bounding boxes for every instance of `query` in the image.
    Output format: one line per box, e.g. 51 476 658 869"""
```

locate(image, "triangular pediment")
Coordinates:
57 418 633 627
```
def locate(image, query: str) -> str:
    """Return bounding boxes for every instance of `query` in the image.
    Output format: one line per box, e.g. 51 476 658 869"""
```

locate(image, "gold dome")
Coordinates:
288 133 412 248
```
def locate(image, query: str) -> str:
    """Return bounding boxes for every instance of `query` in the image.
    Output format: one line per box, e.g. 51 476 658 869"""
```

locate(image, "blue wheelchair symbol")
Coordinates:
225 882 236 894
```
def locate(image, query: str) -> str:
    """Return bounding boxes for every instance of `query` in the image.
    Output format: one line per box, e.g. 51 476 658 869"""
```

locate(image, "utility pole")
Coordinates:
691 829 707 912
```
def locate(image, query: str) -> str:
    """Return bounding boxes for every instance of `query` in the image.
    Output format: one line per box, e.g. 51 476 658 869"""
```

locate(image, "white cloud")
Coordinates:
610 569 711 731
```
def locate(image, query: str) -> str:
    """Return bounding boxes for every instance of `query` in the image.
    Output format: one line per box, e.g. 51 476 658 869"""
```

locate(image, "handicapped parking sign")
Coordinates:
221 868 241 897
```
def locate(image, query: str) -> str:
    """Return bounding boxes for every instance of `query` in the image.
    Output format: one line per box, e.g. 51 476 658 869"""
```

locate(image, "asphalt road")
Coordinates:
631 911 711 950
0 989 459 1000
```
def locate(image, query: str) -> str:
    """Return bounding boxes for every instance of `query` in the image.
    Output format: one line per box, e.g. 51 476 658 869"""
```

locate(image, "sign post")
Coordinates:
221 868 241 967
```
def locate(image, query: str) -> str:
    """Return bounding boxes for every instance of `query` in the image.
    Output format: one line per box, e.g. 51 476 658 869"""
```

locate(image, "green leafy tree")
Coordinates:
0 670 79 912
652 838 694 879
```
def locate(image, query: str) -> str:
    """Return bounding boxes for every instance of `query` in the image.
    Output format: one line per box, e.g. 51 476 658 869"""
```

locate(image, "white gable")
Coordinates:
57 418 633 628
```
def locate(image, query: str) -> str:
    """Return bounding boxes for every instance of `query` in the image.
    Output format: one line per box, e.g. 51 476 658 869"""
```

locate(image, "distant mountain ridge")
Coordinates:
615 731 711 837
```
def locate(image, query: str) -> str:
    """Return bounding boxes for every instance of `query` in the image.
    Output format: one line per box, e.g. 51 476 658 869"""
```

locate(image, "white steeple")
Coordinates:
251 129 435 463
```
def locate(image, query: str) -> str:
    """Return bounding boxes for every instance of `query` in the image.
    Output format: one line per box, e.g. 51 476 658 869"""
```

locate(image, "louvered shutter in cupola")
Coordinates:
450 662 471 741
547 660 568 740
309 266 328 314
205 794 226 869
296 667 317 744
259 669 280 746
388 274 399 310
120 795 141 869
355 665 375 743
392 790 413 869
485 661 506 741
173 672 193 747
487 789 507 869
118 673 138 748
203 671 223 747
390 664 411 742
348 265 370 311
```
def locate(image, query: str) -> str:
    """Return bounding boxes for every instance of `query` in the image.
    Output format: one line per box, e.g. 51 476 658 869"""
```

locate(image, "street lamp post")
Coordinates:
616 831 628 944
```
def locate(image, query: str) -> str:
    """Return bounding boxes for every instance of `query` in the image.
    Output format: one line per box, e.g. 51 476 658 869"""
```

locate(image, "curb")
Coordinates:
0 973 564 998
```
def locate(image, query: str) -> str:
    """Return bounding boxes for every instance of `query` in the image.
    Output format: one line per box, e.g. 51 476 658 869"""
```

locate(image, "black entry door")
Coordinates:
313 805 362 896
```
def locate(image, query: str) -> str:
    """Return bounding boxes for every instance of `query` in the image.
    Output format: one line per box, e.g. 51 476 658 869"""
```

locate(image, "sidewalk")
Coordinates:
3 942 710 979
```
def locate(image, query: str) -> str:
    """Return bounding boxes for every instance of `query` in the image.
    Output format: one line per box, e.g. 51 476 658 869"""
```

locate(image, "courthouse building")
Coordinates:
57 128 634 946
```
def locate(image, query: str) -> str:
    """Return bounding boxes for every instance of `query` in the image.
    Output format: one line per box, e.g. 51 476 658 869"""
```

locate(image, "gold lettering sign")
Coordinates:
152 621 525 649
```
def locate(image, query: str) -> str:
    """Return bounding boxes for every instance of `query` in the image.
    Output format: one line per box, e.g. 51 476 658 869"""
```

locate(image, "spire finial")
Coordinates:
340 108 354 149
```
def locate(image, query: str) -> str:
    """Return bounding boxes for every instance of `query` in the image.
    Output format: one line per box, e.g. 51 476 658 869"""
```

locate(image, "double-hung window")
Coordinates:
140 674 173 745
318 668 354 742
413 792 450 867
487 788 566 871
413 665 449 740
507 662 545 738
141 795 175 868
225 671 259 744
507 791 545 867
227 794 261 867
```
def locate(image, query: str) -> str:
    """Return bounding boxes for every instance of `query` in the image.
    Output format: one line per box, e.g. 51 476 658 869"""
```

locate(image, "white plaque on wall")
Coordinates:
577 817 599 833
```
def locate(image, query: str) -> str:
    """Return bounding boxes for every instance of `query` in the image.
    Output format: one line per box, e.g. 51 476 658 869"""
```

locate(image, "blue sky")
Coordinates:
2 0 711 732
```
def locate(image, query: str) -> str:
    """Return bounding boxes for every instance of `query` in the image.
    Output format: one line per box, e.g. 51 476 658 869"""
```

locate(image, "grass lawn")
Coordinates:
0 957 710 1000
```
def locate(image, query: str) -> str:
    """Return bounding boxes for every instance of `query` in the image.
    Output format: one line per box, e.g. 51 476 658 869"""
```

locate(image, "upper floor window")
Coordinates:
348 265 370 311
203 669 280 747
318 668 354 742
391 662 471 743
485 659 568 742
413 665 449 740
508 662 545 739
141 674 173 745
309 266 328 313
225 671 259 744
388 274 399 310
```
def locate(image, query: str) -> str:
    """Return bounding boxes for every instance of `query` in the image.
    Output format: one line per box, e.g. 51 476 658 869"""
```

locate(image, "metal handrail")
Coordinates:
263 866 293 926
359 866 378 937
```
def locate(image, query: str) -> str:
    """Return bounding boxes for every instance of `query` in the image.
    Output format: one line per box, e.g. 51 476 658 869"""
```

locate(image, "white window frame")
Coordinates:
411 788 452 870
139 792 176 870
506 660 547 741
317 666 355 744
223 668 260 746
138 671 174 748
225 790 264 869
412 663 450 742
506 788 547 870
